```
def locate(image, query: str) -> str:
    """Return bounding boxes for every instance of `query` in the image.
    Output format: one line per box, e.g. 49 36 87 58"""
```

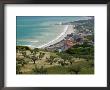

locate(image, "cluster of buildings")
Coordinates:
45 33 84 52
45 19 94 52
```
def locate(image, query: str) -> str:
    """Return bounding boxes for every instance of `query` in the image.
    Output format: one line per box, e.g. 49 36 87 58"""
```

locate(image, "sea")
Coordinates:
16 16 91 48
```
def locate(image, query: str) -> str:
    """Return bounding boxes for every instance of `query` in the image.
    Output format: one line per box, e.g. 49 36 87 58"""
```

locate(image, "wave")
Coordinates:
37 25 69 48
17 39 39 43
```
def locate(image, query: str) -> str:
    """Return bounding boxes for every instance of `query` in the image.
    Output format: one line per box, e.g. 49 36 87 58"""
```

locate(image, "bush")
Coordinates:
39 52 45 60
16 63 22 74
16 59 28 66
16 46 32 51
68 64 81 74
46 66 69 74
33 48 39 52
65 42 94 61
32 66 47 74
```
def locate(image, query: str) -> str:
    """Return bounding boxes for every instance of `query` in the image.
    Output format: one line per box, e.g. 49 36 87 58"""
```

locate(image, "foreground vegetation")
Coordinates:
16 41 94 74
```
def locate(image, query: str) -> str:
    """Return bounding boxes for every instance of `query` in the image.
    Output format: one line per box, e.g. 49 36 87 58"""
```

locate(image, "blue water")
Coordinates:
16 16 91 48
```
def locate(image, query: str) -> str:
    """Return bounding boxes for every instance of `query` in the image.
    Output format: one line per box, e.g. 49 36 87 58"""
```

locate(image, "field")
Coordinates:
16 42 94 74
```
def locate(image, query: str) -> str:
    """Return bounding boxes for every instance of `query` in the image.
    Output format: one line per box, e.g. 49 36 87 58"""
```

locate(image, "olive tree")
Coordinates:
31 56 38 64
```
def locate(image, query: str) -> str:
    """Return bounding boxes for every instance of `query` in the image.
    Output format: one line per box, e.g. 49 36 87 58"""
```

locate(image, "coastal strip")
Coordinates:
37 25 74 48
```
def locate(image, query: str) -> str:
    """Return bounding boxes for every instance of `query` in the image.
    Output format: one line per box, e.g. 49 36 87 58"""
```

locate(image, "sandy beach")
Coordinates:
37 25 75 48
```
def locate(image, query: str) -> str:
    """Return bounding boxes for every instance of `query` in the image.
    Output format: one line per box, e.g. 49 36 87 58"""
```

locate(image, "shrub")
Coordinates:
32 65 47 74
16 63 22 74
16 46 31 51
68 64 81 74
16 58 28 67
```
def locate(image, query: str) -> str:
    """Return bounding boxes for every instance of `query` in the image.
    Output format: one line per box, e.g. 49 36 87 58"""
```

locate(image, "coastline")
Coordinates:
37 25 74 48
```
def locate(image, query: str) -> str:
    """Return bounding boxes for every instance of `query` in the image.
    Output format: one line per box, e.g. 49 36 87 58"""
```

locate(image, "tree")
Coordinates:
47 55 56 65
39 52 45 60
22 51 26 57
33 48 39 55
31 56 38 64
21 60 25 67
33 48 39 52
60 60 65 66
16 57 28 67
30 50 34 55
60 53 72 65
69 58 75 65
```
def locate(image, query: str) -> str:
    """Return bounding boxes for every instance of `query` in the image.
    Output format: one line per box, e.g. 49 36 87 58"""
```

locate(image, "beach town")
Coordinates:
16 17 94 74
44 19 94 52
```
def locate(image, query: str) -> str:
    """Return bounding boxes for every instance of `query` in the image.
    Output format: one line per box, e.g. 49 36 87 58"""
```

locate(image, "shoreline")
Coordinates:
37 25 74 48
17 25 75 49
